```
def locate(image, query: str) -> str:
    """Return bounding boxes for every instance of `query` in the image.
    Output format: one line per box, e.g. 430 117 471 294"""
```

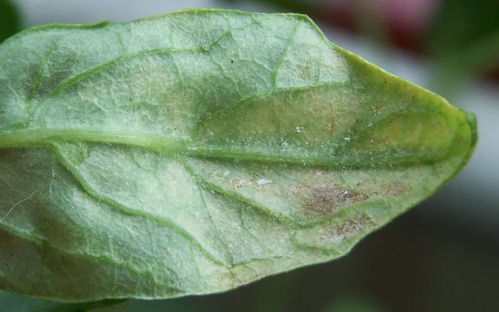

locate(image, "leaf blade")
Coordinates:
0 9 476 302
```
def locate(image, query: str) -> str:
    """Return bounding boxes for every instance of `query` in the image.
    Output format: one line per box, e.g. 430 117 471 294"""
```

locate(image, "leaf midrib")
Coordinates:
0 127 450 168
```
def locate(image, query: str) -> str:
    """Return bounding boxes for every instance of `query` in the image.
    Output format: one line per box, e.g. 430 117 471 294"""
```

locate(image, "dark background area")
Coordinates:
1 0 498 311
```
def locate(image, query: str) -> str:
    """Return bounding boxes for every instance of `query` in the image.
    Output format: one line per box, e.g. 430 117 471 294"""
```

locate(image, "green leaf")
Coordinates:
0 0 21 43
0 291 126 312
427 0 499 95
0 9 476 302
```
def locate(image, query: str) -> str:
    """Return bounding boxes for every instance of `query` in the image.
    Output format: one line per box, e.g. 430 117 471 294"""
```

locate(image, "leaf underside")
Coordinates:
0 9 476 302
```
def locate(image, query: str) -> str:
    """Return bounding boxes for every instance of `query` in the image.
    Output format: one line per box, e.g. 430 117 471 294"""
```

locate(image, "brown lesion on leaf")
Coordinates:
294 183 369 217
366 182 409 197
384 182 410 196
319 214 374 244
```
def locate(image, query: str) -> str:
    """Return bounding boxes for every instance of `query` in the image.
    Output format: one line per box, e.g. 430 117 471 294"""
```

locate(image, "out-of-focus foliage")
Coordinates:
127 300 212 312
427 0 499 94
428 0 499 57
321 294 385 312
0 291 126 312
0 0 20 42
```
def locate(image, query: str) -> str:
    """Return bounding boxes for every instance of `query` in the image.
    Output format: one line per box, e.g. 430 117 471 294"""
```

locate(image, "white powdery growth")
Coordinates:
257 178 272 186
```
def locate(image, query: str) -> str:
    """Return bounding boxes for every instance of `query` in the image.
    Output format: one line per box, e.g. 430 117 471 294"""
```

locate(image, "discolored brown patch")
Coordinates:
384 183 410 197
295 184 369 217
319 215 375 244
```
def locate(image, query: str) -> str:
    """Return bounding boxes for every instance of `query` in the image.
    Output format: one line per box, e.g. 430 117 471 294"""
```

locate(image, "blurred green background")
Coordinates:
1 0 498 311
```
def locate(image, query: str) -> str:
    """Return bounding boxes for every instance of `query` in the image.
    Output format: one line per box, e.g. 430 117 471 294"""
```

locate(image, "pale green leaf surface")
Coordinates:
0 9 476 302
